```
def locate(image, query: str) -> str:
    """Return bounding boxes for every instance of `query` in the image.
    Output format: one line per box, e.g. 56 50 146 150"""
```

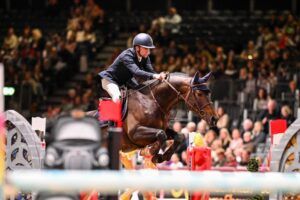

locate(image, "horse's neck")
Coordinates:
153 77 189 112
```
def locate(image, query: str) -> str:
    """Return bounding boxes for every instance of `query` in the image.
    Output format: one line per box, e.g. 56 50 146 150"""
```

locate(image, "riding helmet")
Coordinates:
132 33 155 49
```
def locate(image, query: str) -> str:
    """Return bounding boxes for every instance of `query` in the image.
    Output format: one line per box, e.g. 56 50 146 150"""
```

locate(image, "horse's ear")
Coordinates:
200 72 212 83
192 71 200 84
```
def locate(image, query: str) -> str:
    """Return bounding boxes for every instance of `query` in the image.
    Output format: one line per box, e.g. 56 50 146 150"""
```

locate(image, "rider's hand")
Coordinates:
153 74 162 80
153 73 166 80
159 72 167 80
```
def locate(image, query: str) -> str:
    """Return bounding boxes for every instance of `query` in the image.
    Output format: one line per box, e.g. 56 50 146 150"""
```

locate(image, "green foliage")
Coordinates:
247 158 259 172
247 158 263 200
248 194 264 200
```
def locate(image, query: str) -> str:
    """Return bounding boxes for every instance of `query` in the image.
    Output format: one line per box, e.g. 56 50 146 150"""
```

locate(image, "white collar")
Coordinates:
137 55 142 62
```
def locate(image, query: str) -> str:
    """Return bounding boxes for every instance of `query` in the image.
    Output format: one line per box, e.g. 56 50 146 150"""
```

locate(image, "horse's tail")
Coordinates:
85 110 98 118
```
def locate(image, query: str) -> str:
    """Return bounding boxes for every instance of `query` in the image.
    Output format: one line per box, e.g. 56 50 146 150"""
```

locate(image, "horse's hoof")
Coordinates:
148 142 160 155
151 154 164 163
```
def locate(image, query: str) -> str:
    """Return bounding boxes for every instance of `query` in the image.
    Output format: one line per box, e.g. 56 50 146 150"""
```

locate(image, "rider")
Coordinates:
99 33 166 102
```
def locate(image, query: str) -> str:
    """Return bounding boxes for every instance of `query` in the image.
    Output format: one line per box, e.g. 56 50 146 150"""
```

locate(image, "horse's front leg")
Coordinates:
161 128 186 162
131 126 168 163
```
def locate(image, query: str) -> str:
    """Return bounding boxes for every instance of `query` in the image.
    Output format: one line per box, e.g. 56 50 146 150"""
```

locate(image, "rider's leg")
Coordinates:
101 79 121 102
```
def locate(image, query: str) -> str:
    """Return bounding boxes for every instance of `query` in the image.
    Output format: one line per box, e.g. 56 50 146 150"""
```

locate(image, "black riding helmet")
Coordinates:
132 33 155 49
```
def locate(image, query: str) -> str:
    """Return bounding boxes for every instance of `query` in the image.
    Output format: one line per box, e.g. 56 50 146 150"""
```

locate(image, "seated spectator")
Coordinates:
18 25 32 49
285 80 298 99
256 68 270 91
215 46 227 66
204 129 217 147
228 128 243 155
172 121 182 133
32 28 46 53
165 40 179 57
240 40 259 61
236 67 248 91
224 151 237 167
186 121 196 133
84 0 105 24
211 139 222 164
257 99 280 133
151 7 182 34
213 148 227 167
253 87 268 111
3 27 19 51
216 106 230 129
82 73 94 90
224 50 238 79
242 131 254 153
70 0 84 17
237 149 251 166
169 153 184 169
241 118 253 135
252 121 267 148
180 151 187 166
196 120 208 136
244 72 256 100
281 105 295 126
219 128 231 150
181 127 189 146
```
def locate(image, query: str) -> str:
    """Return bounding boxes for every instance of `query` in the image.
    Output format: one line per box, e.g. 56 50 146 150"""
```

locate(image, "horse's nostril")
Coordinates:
211 116 218 125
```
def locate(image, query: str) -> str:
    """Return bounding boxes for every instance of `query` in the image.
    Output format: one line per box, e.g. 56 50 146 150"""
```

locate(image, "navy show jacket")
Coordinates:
99 48 156 86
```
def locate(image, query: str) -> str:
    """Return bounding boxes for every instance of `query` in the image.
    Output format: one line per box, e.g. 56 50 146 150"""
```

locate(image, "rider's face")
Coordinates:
137 46 150 58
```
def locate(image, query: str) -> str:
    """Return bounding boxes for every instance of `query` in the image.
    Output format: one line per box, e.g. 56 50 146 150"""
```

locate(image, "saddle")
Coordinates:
98 87 129 127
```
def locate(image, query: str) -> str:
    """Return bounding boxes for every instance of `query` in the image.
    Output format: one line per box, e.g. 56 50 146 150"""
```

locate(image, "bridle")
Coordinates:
149 76 213 120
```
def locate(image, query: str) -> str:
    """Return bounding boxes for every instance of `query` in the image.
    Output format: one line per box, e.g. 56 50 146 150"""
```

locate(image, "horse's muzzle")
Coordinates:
210 116 218 127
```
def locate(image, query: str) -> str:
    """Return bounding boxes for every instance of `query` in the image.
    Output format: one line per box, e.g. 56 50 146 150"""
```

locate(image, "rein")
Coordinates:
128 79 160 96
150 77 212 119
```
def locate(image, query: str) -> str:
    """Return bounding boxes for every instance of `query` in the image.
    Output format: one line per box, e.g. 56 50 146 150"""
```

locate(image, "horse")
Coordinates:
91 71 218 164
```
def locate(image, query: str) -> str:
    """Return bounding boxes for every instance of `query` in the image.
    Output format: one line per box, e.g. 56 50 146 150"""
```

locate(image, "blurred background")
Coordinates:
1 0 300 169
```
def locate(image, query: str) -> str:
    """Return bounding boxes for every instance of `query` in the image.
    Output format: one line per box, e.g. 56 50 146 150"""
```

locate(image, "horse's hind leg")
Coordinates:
162 128 186 162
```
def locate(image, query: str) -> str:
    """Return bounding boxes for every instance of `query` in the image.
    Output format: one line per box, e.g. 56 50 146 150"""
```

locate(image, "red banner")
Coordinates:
269 119 287 135
98 100 121 123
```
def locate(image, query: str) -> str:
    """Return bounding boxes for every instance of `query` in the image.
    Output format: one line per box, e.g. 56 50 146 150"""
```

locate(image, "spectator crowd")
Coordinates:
1 1 300 168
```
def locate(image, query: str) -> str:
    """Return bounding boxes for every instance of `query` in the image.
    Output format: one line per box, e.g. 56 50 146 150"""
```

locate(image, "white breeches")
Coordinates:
101 79 121 102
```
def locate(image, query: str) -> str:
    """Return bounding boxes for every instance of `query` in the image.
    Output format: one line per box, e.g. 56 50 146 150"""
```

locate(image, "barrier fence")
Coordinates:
6 170 300 194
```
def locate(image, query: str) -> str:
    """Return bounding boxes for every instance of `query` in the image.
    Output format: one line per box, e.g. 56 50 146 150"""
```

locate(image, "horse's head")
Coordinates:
184 71 218 127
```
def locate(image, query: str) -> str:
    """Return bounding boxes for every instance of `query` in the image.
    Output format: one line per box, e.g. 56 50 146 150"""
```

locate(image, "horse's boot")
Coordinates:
156 130 167 146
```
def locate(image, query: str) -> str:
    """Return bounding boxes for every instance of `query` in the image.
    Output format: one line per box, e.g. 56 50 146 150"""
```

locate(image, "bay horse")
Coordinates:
93 71 218 164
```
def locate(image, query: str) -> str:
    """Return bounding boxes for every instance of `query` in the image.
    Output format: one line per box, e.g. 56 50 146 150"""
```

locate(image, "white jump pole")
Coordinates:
0 63 4 112
0 63 5 200
6 170 300 194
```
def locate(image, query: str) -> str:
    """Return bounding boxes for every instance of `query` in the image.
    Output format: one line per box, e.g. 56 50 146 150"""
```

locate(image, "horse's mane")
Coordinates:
141 72 189 85
169 72 190 78
129 72 191 95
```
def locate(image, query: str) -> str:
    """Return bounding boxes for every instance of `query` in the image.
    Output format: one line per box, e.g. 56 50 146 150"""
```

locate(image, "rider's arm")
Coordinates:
122 54 156 79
